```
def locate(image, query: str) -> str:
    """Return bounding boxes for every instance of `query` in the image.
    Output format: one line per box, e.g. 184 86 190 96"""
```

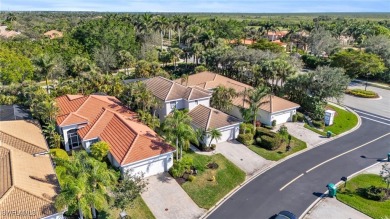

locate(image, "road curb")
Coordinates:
200 107 362 219
300 161 384 219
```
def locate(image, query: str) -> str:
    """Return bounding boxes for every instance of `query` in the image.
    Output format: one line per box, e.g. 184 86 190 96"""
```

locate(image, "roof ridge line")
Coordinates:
107 110 139 136
60 112 89 126
205 107 212 130
120 134 139 165
81 108 109 139
165 80 175 101
13 186 53 203
0 131 47 154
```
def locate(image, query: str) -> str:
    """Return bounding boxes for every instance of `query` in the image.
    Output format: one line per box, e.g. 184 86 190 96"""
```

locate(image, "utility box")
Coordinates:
327 183 337 197
324 110 336 126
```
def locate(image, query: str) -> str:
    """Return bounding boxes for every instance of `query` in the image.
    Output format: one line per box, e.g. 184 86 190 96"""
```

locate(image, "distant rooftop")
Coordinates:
0 105 32 121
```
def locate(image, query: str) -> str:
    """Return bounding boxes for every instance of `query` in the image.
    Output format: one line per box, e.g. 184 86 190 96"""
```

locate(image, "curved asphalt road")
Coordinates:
208 110 390 219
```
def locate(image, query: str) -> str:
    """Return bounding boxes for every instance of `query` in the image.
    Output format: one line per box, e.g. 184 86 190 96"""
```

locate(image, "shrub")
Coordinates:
272 120 277 127
90 141 110 161
169 156 193 178
50 149 69 160
210 144 216 150
255 137 262 145
188 175 196 182
237 133 254 146
292 114 298 122
297 113 304 122
357 186 386 201
260 135 283 150
256 127 275 138
278 125 288 136
312 120 324 129
346 89 379 98
194 65 208 73
239 123 255 135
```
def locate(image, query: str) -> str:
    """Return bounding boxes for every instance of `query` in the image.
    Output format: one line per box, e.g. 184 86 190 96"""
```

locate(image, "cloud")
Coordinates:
1 0 389 12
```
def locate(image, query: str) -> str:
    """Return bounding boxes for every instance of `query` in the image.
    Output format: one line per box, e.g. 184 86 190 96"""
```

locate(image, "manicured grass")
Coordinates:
324 105 358 135
303 123 327 136
248 136 307 161
181 152 246 209
337 174 390 219
100 196 155 219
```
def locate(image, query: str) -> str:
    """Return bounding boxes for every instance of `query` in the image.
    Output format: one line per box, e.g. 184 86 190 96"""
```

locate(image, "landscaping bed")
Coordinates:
176 152 245 209
346 89 379 98
337 174 390 219
303 104 358 136
100 196 155 219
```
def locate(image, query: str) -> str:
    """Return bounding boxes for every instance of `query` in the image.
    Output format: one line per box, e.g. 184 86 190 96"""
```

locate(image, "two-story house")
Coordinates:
144 77 242 145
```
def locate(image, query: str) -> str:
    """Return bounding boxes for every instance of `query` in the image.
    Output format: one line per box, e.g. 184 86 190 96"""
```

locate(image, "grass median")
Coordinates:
337 174 390 219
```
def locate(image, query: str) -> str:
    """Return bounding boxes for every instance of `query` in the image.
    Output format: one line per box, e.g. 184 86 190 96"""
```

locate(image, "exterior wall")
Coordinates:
204 124 241 145
81 138 99 152
229 106 244 120
121 152 174 177
41 212 64 219
108 152 121 168
270 108 297 125
187 98 210 111
258 110 272 126
59 124 79 151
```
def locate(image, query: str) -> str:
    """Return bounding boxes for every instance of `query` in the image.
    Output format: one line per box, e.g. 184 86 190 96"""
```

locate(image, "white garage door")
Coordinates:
124 158 167 177
272 111 292 125
210 128 234 144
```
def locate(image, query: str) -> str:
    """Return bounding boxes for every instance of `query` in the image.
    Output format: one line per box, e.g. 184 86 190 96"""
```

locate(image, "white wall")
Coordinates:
230 106 272 125
59 124 79 151
187 98 210 111
203 124 240 145
41 212 64 219
270 109 297 125
121 152 174 177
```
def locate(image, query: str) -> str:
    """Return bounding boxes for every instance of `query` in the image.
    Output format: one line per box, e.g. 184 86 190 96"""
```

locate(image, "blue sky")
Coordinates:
1 0 389 12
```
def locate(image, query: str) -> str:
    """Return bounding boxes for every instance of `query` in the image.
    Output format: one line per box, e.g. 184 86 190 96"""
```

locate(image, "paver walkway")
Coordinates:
275 122 330 148
215 140 273 176
141 173 205 219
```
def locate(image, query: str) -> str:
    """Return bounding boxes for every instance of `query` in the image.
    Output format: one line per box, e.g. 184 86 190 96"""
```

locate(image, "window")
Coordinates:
67 129 81 149
170 101 177 109
195 100 199 105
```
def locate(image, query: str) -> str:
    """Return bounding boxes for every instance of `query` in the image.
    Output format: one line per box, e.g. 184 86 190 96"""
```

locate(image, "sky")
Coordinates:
1 0 389 13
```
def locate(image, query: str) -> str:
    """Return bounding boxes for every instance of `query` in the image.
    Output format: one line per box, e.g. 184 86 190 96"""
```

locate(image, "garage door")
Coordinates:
272 112 292 125
211 128 234 144
125 158 167 177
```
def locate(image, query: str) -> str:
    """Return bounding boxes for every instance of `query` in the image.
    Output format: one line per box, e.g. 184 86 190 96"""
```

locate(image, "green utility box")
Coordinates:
388 153 390 162
327 183 337 197
327 131 332 138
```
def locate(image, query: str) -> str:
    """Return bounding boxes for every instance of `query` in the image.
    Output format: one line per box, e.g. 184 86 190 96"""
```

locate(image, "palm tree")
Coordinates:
207 128 222 147
34 54 63 93
153 15 169 50
243 86 269 130
173 15 185 46
191 43 204 65
163 109 197 160
169 47 183 70
211 85 237 112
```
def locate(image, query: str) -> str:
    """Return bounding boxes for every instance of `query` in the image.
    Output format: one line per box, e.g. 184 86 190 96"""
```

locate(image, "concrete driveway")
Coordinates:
141 173 205 219
216 140 273 176
276 122 329 148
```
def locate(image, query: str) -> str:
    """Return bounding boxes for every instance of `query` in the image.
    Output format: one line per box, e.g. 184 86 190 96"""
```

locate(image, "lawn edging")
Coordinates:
200 106 362 219
301 161 384 219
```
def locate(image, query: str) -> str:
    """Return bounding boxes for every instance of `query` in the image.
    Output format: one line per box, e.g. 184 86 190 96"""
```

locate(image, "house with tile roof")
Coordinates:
55 94 175 177
144 77 242 145
0 120 63 219
175 71 300 126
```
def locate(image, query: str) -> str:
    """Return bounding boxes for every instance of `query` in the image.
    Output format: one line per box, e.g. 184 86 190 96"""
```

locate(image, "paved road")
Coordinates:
207 111 390 219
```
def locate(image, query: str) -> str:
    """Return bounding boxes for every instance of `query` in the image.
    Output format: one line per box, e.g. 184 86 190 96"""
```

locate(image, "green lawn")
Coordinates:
337 174 390 219
324 105 358 135
181 152 246 209
99 196 155 219
303 104 358 136
248 136 307 161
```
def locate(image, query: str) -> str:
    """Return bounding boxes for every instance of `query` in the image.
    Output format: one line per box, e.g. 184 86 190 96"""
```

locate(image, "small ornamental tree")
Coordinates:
90 141 110 161
380 163 390 199
112 171 148 213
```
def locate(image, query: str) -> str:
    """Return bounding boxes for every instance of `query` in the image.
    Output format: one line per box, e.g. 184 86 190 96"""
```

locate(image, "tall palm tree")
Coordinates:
169 47 183 70
243 86 269 130
153 15 169 50
191 43 204 65
163 109 197 160
207 128 222 147
34 54 62 93
211 85 237 112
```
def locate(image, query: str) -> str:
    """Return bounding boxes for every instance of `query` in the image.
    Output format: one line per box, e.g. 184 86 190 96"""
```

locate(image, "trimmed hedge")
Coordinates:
50 149 69 160
312 120 324 129
260 135 283 150
256 127 275 138
346 89 379 98
239 123 255 135
237 133 254 146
